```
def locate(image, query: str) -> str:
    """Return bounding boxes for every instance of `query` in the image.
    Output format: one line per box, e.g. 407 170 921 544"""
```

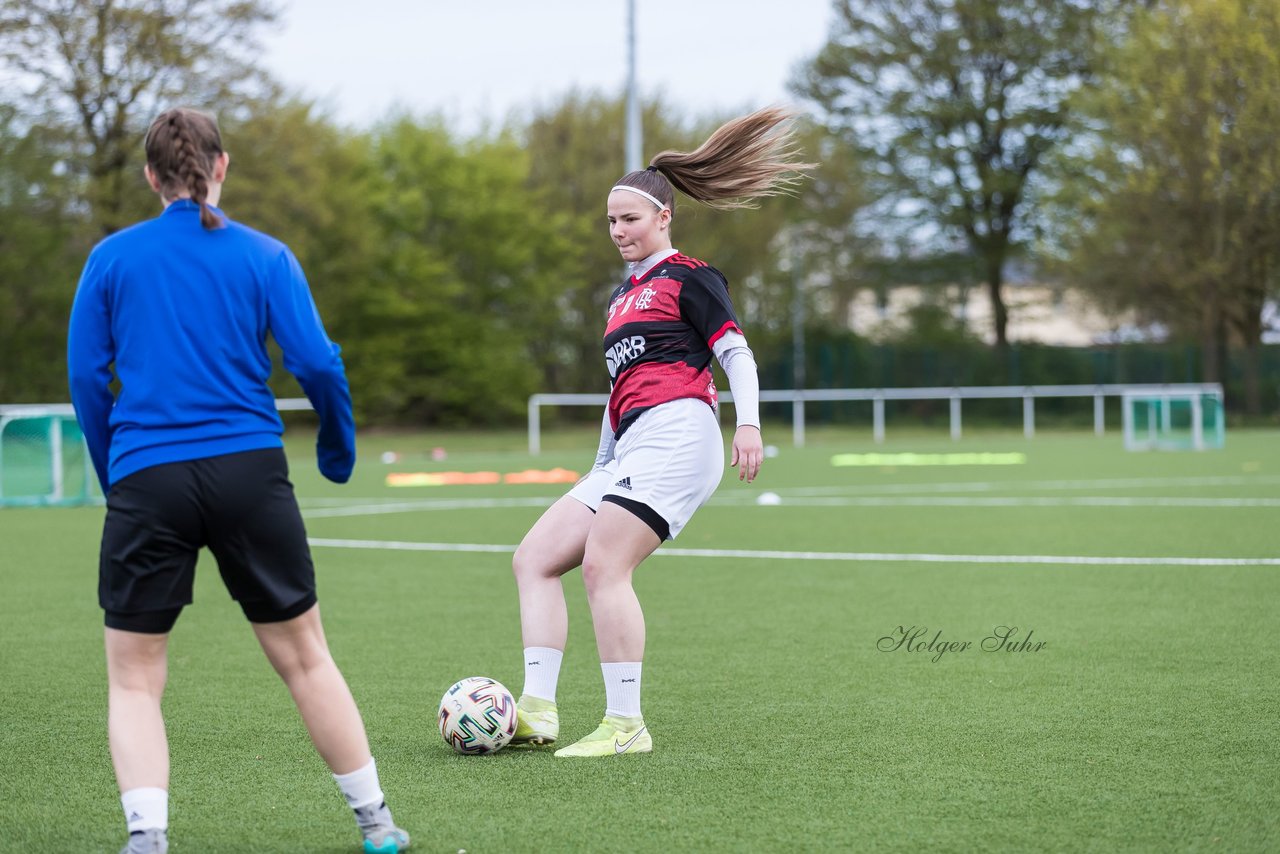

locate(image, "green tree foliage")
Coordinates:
0 0 277 234
348 117 577 424
797 0 1107 349
216 94 386 403
0 104 88 401
775 118 876 338
1051 0 1280 411
520 93 633 393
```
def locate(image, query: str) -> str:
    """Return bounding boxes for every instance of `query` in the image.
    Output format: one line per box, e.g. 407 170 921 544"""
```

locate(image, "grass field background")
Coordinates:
2 424 1278 852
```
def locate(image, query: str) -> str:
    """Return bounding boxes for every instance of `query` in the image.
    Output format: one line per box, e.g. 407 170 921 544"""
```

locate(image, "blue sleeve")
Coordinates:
66 251 115 492
267 249 356 483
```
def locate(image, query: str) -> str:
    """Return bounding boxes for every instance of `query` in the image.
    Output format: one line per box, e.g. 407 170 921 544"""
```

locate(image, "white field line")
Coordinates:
707 496 1280 508
785 474 1280 496
299 493 1279 519
307 537 1280 567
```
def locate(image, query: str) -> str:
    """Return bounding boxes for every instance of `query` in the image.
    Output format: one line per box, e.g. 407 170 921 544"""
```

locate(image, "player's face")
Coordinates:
607 192 671 263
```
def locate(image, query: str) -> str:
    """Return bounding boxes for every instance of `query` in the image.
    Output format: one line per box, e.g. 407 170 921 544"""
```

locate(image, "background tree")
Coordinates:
1048 0 1280 411
520 92 633 395
352 116 578 424
0 0 277 234
782 119 875 336
0 103 88 401
217 95 388 408
796 0 1108 351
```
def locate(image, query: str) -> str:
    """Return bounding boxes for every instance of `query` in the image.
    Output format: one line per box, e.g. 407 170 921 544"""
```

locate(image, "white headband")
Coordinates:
610 184 669 212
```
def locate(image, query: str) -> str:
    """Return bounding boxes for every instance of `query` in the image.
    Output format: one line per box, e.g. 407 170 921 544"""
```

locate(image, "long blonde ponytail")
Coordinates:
613 106 814 217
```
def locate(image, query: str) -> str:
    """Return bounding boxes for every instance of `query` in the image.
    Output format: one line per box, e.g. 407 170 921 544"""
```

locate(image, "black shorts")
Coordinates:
99 447 317 633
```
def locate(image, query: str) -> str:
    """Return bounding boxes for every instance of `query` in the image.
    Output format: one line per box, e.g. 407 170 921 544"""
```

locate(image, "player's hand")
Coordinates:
730 425 763 483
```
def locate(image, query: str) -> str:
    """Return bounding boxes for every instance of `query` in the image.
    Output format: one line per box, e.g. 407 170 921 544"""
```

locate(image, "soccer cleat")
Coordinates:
510 694 559 746
119 828 168 854
362 826 410 854
355 801 410 853
553 714 651 757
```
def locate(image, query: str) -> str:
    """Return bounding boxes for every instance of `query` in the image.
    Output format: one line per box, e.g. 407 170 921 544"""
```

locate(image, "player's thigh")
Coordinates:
583 501 662 576
605 400 724 540
99 462 204 630
199 448 316 621
251 603 328 676
513 493 599 578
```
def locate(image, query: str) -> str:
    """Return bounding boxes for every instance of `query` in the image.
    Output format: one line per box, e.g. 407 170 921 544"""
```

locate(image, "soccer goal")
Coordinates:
0 406 100 507
1121 389 1225 451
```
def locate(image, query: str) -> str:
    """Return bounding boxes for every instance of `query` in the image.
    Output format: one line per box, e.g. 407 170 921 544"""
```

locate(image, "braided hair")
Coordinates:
144 108 225 230
612 106 814 219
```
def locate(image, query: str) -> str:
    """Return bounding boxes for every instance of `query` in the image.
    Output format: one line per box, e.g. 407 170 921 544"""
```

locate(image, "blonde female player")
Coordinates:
67 108 409 853
508 107 812 757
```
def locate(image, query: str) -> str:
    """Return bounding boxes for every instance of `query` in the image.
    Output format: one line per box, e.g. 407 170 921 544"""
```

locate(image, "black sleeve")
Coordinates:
678 266 742 347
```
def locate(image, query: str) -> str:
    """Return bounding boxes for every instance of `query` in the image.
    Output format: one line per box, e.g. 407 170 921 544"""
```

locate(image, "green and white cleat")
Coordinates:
553 715 651 757
511 694 559 746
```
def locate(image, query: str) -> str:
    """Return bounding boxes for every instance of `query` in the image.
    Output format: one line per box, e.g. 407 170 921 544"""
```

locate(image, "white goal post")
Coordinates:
526 383 1225 454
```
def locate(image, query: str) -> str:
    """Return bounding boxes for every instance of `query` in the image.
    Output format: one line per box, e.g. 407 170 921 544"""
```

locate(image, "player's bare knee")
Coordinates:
513 544 565 583
580 555 630 599
511 547 541 584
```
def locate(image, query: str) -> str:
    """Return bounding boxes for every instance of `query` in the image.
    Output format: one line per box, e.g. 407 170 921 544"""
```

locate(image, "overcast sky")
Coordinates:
258 0 837 132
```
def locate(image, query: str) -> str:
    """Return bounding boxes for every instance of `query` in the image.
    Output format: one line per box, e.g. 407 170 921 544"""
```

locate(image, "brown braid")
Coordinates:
612 106 814 219
144 108 225 230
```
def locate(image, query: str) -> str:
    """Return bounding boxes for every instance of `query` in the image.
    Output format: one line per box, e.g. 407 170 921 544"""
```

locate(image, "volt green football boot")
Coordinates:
553 715 651 757
510 694 559 746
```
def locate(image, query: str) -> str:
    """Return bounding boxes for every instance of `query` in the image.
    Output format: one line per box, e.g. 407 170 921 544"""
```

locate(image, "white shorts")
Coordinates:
567 398 725 540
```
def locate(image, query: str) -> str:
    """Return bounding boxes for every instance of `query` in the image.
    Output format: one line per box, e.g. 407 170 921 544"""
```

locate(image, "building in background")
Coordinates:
845 284 1167 346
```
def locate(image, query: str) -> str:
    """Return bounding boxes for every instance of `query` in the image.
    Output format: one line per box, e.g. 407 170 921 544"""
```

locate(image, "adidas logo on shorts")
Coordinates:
614 476 633 490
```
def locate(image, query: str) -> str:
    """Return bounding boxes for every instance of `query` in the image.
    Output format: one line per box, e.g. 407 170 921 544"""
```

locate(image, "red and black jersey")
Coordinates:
602 252 742 436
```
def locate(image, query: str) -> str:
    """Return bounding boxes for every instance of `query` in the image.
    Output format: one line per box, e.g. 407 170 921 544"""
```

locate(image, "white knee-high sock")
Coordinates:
121 787 168 833
602 661 643 718
521 646 564 702
333 757 383 810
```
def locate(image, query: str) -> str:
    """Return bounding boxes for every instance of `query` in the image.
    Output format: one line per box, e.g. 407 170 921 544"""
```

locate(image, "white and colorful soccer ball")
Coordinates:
437 676 517 755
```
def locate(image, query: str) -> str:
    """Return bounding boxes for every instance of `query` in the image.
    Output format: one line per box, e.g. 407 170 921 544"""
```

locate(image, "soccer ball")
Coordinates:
437 676 517 755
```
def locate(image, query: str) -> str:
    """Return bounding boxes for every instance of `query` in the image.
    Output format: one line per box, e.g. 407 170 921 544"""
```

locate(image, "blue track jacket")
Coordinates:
67 200 355 492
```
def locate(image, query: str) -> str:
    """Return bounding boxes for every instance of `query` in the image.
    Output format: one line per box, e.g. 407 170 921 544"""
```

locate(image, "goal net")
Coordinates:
1121 390 1225 451
0 407 101 507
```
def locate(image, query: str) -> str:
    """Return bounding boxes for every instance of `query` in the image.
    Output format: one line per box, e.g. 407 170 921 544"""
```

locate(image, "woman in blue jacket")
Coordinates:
68 107 408 854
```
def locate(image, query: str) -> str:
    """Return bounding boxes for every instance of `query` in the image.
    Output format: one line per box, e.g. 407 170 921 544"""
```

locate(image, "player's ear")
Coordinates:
143 164 161 194
213 151 230 183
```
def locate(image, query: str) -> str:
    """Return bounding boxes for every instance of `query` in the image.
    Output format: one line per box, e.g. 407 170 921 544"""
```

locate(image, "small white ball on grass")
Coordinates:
380 451 399 464
756 491 782 506
764 445 780 458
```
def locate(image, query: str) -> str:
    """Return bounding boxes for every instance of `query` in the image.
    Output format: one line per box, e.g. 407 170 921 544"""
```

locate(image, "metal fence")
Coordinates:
526 383 1226 454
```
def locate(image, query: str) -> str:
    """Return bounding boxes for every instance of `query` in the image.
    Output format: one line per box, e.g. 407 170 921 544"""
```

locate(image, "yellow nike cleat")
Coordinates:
553 715 651 757
510 694 559 746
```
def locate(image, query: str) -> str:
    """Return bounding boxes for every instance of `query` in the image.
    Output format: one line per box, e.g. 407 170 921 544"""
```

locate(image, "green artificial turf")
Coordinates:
1 428 1277 852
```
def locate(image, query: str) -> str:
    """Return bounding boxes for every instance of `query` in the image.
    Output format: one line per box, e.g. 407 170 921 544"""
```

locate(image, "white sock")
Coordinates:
521 646 564 702
333 757 383 810
602 661 643 718
121 787 168 833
